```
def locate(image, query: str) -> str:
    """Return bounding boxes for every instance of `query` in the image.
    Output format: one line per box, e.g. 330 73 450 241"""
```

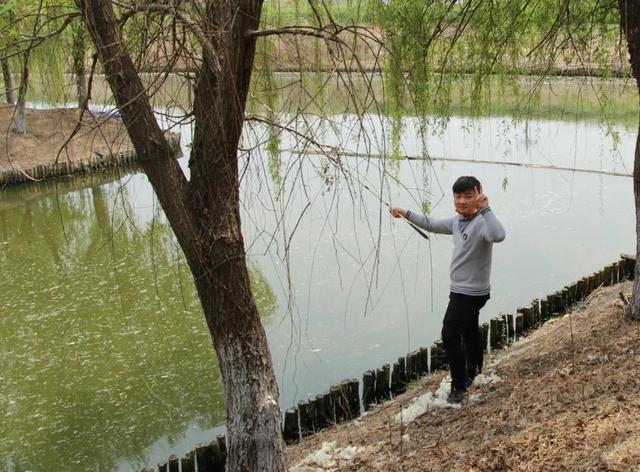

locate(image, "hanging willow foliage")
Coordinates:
375 0 625 120
0 0 80 113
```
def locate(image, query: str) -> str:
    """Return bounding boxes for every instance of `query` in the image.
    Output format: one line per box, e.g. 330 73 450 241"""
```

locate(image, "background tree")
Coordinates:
618 0 640 318
0 0 79 132
0 0 16 104
70 20 86 107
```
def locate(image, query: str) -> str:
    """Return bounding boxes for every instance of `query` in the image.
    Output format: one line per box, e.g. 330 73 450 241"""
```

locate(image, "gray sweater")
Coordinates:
405 207 506 296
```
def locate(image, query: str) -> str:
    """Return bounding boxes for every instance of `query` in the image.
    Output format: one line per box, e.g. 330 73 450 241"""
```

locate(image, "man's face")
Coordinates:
454 188 478 217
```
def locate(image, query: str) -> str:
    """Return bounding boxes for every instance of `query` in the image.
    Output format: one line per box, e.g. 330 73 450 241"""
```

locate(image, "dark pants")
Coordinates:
441 292 490 390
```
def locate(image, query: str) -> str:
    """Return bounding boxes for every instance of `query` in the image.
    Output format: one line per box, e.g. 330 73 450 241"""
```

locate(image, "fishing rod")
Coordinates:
362 184 430 240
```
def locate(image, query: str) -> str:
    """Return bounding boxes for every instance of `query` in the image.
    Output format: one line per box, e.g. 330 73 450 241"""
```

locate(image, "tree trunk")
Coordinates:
72 25 87 108
1 59 16 104
620 0 640 319
76 1 286 470
14 55 28 134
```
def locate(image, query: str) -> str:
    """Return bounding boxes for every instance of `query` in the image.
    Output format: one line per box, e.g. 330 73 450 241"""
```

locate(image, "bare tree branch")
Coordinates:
117 2 220 73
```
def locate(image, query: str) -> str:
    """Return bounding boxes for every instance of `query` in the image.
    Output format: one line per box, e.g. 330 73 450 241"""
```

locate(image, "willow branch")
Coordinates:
0 12 81 60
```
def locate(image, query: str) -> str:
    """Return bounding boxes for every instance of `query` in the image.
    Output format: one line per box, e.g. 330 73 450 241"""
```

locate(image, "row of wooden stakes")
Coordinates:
150 256 634 471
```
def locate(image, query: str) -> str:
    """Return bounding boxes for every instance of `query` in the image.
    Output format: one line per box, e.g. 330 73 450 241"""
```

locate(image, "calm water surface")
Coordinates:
0 98 636 470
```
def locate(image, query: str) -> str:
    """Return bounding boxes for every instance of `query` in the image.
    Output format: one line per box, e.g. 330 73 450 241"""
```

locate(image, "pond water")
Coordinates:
1 78 637 471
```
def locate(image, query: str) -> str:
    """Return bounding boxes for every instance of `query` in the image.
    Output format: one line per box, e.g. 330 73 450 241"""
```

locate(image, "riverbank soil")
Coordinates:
287 281 640 471
0 105 131 175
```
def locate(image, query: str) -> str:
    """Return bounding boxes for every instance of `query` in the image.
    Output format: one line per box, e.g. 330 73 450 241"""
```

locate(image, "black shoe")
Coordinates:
447 388 466 404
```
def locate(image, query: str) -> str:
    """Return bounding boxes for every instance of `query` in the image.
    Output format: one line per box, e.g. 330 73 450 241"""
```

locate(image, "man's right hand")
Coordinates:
389 207 407 218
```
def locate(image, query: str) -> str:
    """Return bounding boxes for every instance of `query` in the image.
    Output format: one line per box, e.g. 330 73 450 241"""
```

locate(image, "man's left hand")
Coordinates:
475 187 489 209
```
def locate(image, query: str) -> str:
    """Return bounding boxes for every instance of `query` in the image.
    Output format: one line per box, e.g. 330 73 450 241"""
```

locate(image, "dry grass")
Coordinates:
287 281 640 471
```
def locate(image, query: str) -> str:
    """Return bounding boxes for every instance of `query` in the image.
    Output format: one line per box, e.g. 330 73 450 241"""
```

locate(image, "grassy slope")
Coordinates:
287 281 640 471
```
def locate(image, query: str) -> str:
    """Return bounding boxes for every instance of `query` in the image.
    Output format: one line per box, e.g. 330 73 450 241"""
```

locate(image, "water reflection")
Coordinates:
0 170 275 471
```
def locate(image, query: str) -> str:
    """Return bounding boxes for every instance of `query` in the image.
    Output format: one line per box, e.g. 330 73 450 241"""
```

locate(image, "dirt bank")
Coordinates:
287 281 640 471
0 106 181 185
0 106 132 174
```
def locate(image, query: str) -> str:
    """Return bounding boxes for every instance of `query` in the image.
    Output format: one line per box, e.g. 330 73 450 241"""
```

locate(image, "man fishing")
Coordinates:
389 176 506 404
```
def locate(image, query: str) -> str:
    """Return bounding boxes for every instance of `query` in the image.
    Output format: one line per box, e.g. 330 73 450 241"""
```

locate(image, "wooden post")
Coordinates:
582 276 591 297
552 292 564 314
609 263 617 284
298 400 312 436
398 356 407 384
515 311 524 336
168 455 179 472
321 391 335 425
331 383 346 423
181 452 195 472
571 281 580 304
340 379 356 421
574 279 581 301
519 307 532 330
382 363 391 399
575 279 585 301
415 348 425 377
429 343 441 371
404 353 413 380
347 379 361 418
612 262 619 284
489 318 499 350
391 361 406 395
307 395 319 431
417 347 428 376
407 350 420 380
362 370 376 411
505 314 514 343
540 298 548 321
561 287 570 310
481 323 489 352
313 394 328 430
547 293 556 313
532 299 540 325
618 258 626 281
585 274 594 293
599 267 608 286
625 257 635 280
283 407 299 443
496 316 506 346
216 435 226 467
158 463 167 472
392 357 406 393
194 443 216 472
516 307 526 330
211 441 224 471
375 364 391 403
600 264 612 287
330 385 344 423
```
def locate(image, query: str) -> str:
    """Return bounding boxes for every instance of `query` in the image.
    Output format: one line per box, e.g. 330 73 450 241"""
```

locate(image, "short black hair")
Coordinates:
452 176 481 194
